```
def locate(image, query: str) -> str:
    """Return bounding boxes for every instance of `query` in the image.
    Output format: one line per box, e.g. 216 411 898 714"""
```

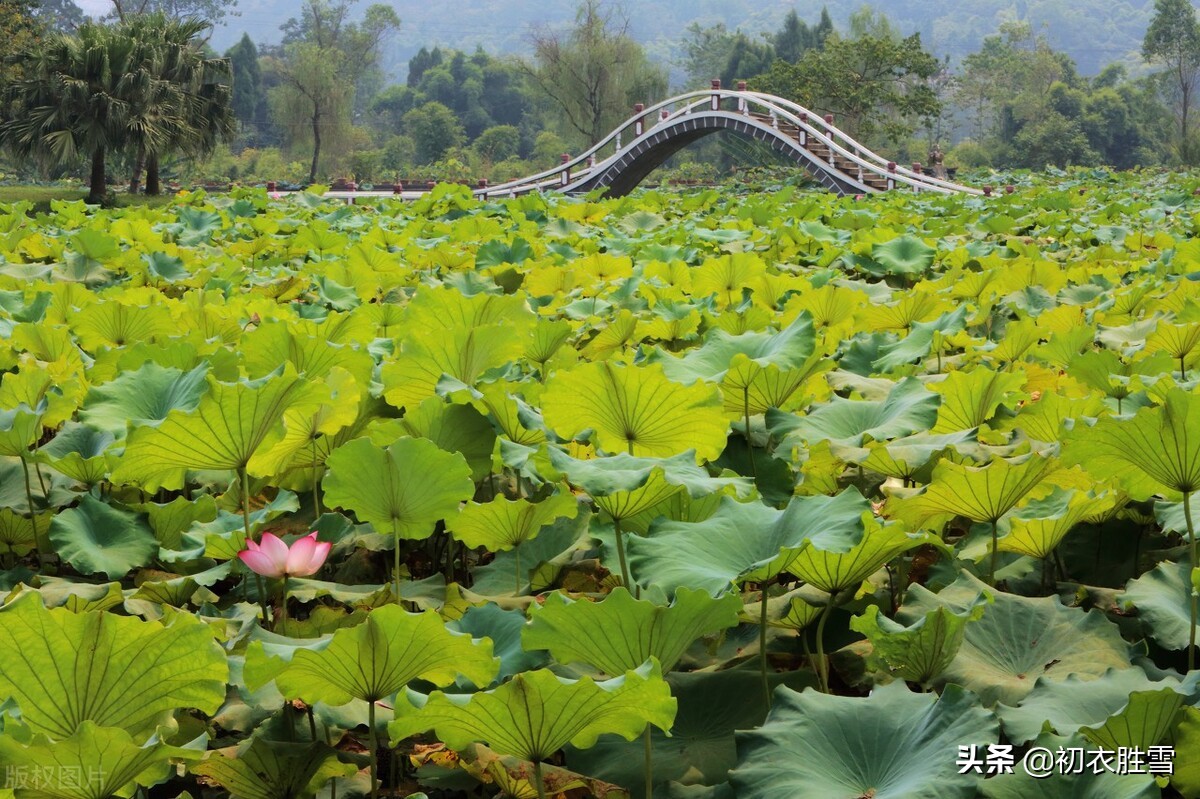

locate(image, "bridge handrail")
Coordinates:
728 95 956 195
479 88 979 197
737 90 981 195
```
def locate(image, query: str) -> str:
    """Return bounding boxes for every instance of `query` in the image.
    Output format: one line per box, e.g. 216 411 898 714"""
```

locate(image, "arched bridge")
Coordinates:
478 85 982 199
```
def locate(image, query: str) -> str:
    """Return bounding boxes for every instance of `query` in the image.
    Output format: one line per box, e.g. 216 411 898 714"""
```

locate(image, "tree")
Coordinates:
773 10 812 64
30 0 83 32
756 31 942 143
271 0 399 182
524 0 666 146
107 0 238 28
473 124 520 165
0 0 43 85
403 101 464 164
721 33 774 86
1142 0 1200 163
226 34 261 130
139 15 234 194
0 22 165 202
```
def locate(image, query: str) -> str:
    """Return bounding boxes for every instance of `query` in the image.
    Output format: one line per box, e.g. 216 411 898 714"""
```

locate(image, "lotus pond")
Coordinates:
0 172 1199 798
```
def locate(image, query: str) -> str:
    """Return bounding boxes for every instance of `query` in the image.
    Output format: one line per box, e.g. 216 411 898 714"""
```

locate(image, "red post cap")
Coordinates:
711 79 721 89
661 109 669 119
824 113 834 124
393 181 403 194
561 153 571 164
983 185 993 196
737 80 747 91
912 162 922 173
887 161 896 172
266 181 276 192
478 179 488 188
634 103 644 113
1005 185 1015 194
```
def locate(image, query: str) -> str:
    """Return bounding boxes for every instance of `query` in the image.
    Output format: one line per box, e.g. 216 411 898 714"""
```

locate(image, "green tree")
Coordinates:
773 9 812 63
226 33 262 131
1142 0 1200 163
129 14 234 194
403 101 464 164
271 0 399 182
473 124 520 165
756 30 941 144
721 32 774 86
0 22 168 202
107 0 238 28
524 0 666 147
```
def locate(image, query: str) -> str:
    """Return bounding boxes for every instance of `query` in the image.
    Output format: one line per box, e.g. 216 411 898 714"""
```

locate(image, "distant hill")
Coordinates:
212 0 1154 80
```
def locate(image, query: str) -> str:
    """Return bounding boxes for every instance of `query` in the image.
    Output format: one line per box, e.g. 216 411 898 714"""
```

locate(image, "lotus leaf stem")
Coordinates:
533 759 548 799
1184 491 1197 672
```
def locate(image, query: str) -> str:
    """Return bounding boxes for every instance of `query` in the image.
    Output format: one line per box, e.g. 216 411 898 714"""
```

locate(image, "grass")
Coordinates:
0 185 176 208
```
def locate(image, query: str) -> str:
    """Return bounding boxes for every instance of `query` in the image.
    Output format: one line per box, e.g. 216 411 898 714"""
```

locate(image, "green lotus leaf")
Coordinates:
323 436 473 540
567 669 812 793
449 492 579 551
787 515 932 593
901 573 1136 705
730 682 997 799
522 586 742 674
850 591 990 686
273 604 498 704
240 322 374 383
140 494 218 550
541 361 729 461
11 578 126 613
979 732 1159 799
548 449 752 520
627 489 870 595
191 739 357 799
251 366 363 477
1079 687 1187 750
450 603 550 686
1118 559 1199 651
381 396 497 481
0 403 42 458
996 668 1183 744
929 368 1025 433
0 721 203 799
997 488 1117 560
111 365 324 491
37 423 113 485
388 661 677 762
768 377 938 447
381 324 524 409
872 307 968 371
1173 706 1200 798
0 507 44 557
651 314 822 415
854 429 976 481
0 592 227 740
48 495 157 579
1066 387 1200 499
868 234 937 277
887 453 1067 529
77 362 209 437
70 300 174 353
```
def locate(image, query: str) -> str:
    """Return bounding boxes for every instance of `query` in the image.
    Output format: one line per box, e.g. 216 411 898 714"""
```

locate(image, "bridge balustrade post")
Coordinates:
912 163 922 192
661 109 670 124
711 79 721 111
737 81 748 114
393 181 403 195
798 113 808 146
588 154 596 168
770 110 778 128
634 103 645 136
983 185 993 197
561 153 571 186
616 133 622 152
478 178 488 200
886 161 896 191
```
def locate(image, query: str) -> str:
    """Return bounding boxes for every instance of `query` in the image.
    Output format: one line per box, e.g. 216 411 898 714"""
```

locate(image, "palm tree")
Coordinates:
122 14 234 195
0 22 175 203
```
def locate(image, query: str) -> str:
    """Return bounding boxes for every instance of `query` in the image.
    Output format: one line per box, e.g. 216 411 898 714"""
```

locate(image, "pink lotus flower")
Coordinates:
238 531 329 578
